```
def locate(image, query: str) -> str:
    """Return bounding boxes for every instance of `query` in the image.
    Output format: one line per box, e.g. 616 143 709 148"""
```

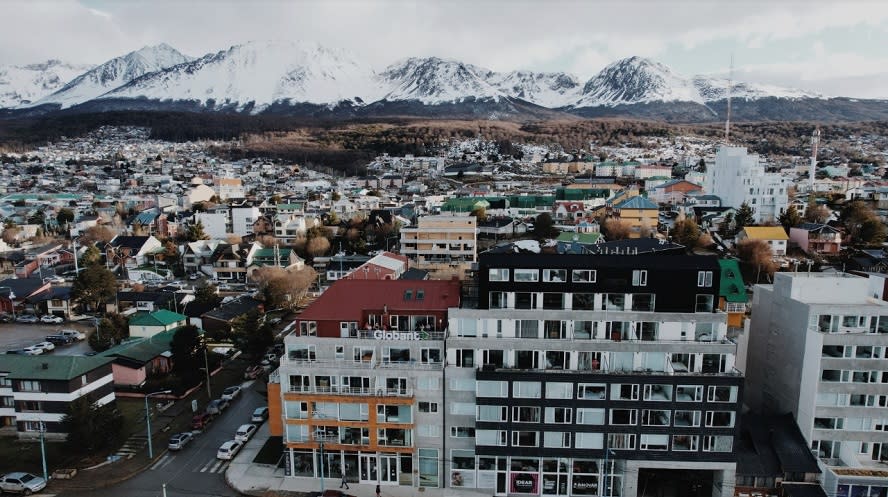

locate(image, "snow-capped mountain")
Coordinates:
0 60 93 108
573 56 705 108
483 70 581 108
691 76 820 101
33 43 190 108
379 57 505 104
102 41 381 110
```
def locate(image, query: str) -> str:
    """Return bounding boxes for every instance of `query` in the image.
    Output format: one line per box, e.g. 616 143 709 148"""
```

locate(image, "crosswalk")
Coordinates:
148 453 230 474
114 434 148 460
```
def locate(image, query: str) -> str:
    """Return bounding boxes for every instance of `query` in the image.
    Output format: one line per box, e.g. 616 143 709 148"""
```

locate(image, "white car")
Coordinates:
15 315 38 324
59 329 86 341
0 472 47 495
251 407 269 423
40 315 64 324
32 342 55 352
221 385 241 401
216 440 242 460
234 424 257 442
22 346 43 356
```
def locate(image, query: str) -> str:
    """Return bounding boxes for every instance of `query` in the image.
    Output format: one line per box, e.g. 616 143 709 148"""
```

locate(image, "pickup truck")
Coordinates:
0 472 47 495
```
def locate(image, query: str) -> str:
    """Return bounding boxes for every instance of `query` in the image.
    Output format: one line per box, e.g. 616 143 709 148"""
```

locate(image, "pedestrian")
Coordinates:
340 470 349 489
376 484 381 497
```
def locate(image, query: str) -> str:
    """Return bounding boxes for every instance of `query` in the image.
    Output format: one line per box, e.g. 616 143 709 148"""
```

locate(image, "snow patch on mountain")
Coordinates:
573 56 705 108
33 43 191 108
103 40 382 111
379 57 505 104
484 70 581 108
0 60 93 108
691 76 821 101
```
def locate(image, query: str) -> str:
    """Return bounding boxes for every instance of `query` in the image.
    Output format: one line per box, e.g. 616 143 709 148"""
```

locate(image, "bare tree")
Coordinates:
307 236 331 257
603 218 632 240
252 266 318 309
736 239 777 283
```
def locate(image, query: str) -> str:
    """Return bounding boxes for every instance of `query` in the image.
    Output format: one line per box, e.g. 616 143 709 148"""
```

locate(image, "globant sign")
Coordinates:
372 330 429 340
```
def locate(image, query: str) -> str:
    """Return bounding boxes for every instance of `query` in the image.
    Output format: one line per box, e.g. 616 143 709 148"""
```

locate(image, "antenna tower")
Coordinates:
724 55 733 144
810 128 821 193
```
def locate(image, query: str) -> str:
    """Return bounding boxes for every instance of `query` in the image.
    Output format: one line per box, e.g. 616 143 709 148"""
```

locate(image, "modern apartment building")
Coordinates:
399 215 477 266
704 146 789 223
746 272 888 497
446 254 743 497
268 279 461 488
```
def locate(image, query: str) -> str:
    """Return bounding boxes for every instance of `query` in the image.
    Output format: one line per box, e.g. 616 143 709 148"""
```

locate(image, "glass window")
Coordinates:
639 434 669 450
477 430 507 446
707 386 738 403
543 432 571 448
543 269 567 282
610 384 639 401
546 382 573 399
576 408 605 425
489 268 509 281
641 409 671 426
517 320 540 338
477 406 508 422
513 406 541 423
632 270 647 286
515 293 537 310
697 271 713 287
512 431 538 447
574 432 603 449
571 269 596 283
577 383 607 400
418 402 438 413
676 385 703 402
514 269 539 282
477 380 508 398
672 435 699 451
696 294 715 312
610 409 637 425
603 294 625 311
490 292 507 309
514 381 541 398
419 449 439 487
631 294 655 312
542 293 564 310
573 293 595 311
545 407 572 424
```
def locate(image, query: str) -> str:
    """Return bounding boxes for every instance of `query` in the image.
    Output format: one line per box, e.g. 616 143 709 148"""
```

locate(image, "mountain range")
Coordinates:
2 41 887 122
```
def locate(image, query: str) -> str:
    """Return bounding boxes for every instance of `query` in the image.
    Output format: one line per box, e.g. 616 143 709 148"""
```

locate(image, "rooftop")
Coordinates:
128 309 187 327
741 226 789 241
1 355 113 381
297 279 461 323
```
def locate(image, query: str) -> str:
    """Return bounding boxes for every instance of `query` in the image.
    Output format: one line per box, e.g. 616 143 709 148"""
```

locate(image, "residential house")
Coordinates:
192 212 228 239
105 235 163 270
344 252 409 281
476 217 527 239
735 227 789 256
611 196 659 238
0 278 51 317
647 180 703 205
552 201 587 222
182 239 225 275
100 330 175 388
215 177 244 200
789 223 842 255
399 215 477 267
0 355 115 439
210 242 249 283
127 309 187 338
246 244 305 279
200 296 263 335
185 183 215 209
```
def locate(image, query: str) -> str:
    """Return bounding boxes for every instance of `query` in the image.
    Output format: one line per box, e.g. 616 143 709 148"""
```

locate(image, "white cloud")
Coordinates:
0 0 885 97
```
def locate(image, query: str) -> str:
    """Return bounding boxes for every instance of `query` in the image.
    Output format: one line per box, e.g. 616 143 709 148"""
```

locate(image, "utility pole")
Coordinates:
39 421 48 482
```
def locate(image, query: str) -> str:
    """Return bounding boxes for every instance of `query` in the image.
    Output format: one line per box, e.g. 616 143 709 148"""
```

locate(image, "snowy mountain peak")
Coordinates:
575 56 702 107
0 59 93 108
32 43 191 108
102 40 382 110
484 70 581 108
380 57 505 104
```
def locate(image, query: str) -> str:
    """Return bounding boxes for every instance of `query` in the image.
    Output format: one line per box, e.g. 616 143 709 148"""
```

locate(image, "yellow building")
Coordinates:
612 195 659 238
399 215 477 264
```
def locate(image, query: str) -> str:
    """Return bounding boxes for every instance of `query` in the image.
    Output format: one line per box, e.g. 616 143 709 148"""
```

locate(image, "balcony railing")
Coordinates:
477 365 743 378
287 385 414 397
283 357 443 370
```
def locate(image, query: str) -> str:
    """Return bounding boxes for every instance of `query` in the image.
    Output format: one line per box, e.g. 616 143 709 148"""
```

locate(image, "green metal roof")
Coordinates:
128 309 187 327
100 329 176 363
253 248 293 259
718 259 748 303
1 355 112 381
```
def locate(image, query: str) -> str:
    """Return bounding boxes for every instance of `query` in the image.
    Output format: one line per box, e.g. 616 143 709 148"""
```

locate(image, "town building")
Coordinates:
0 356 115 439
745 272 888 497
127 309 187 338
610 196 658 238
704 147 789 224
267 279 460 488
789 223 842 256
399 215 477 272
735 227 789 256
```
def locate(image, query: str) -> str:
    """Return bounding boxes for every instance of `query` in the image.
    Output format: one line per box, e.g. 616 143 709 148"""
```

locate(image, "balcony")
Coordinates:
286 385 414 398
477 365 743 378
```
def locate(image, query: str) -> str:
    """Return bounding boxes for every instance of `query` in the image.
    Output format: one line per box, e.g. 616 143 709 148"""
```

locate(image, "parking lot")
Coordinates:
0 322 94 355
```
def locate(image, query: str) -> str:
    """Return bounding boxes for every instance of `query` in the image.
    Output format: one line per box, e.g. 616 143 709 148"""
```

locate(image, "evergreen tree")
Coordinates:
778 205 802 233
734 202 756 231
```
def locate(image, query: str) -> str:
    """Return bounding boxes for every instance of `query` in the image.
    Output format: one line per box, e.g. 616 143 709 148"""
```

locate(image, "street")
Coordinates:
0 322 95 355
59 379 265 497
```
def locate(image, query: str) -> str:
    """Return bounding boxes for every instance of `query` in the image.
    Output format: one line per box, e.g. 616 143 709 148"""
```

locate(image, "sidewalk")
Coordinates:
226 425 490 497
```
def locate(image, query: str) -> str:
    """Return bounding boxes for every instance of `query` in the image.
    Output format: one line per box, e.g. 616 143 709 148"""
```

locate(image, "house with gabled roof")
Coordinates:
612 195 659 238
344 251 409 280
105 235 162 270
100 330 175 387
736 226 789 256
128 309 187 338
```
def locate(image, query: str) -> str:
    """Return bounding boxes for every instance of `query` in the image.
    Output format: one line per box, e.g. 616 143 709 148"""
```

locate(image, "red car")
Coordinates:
191 412 214 430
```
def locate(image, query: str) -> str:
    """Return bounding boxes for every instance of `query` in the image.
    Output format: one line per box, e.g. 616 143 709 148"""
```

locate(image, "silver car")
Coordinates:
0 472 47 495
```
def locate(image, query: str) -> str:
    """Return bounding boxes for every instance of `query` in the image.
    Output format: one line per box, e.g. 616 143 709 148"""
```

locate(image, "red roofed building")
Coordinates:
294 278 460 337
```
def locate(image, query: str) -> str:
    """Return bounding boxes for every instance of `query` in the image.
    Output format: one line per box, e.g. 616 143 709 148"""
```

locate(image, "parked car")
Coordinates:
58 329 86 341
0 472 47 495
216 440 242 460
206 398 229 415
40 315 63 324
0 313 12 323
244 365 263 380
22 346 43 356
167 432 193 451
31 342 55 353
191 412 214 430
221 386 241 401
251 407 269 423
234 423 257 442
15 315 38 324
44 334 73 345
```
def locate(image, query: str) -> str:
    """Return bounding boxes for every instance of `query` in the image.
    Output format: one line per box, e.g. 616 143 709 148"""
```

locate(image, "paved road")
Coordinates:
60 380 265 497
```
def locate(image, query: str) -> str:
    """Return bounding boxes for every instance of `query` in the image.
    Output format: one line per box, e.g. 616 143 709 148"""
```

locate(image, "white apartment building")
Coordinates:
704 146 789 223
746 272 888 497
399 215 477 266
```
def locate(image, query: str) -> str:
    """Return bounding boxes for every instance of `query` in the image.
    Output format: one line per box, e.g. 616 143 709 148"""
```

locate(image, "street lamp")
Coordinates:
38 421 47 482
145 390 172 459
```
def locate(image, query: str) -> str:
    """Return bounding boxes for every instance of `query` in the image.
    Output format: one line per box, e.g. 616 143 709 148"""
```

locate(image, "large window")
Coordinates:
289 345 316 361
419 449 439 487
477 380 508 398
603 294 625 311
490 292 507 309
545 407 572 424
632 294 655 312
705 411 736 428
571 269 596 283
702 435 733 452
543 269 567 282
707 386 738 403
578 383 607 400
512 431 539 447
477 406 508 422
572 293 595 311
696 294 715 312
610 409 637 425
610 384 639 401
640 434 668 451
542 293 564 310
514 269 539 282
514 381 542 398
517 320 540 339
576 408 605 425
674 410 701 427
546 382 573 399
513 406 541 423
543 432 571 448
574 432 603 449
489 268 510 281
515 293 537 310
697 271 713 287
477 430 507 446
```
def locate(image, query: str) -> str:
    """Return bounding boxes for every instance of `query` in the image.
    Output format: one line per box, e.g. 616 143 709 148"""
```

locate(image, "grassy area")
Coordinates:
0 436 73 476
253 436 283 466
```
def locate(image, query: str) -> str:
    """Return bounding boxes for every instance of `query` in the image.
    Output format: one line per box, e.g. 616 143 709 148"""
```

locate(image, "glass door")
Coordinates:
360 454 378 483
379 454 398 484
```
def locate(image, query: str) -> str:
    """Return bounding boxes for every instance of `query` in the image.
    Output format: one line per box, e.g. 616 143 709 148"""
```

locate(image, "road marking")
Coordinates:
198 459 214 473
150 453 175 470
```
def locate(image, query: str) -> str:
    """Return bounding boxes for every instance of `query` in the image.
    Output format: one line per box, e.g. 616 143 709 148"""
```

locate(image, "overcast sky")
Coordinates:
2 0 887 98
